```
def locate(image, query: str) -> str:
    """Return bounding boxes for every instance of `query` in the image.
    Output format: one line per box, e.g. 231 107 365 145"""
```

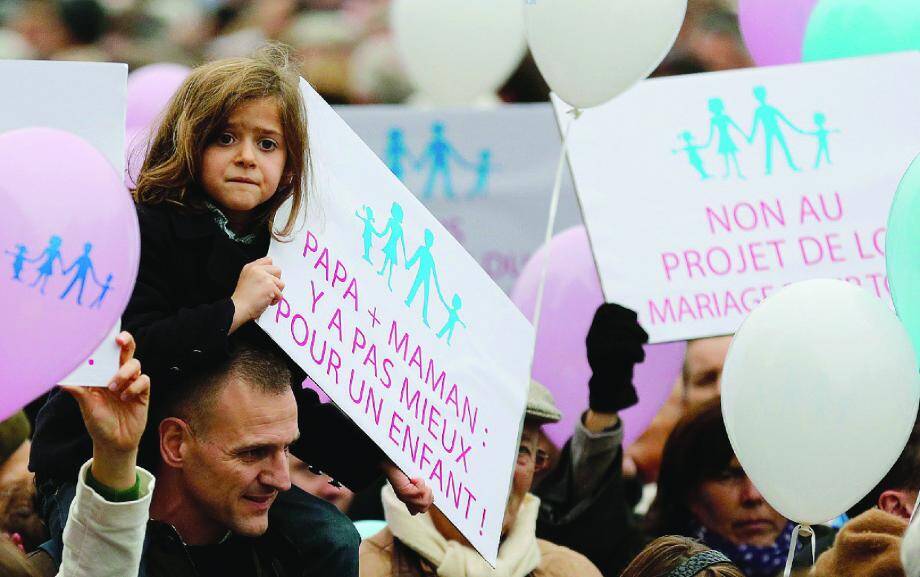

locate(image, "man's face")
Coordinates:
181 380 298 538
689 458 787 547
502 423 545 536
683 336 732 409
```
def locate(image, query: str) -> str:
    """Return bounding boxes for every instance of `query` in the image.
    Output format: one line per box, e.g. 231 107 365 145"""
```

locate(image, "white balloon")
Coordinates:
525 0 687 109
390 0 526 106
721 280 920 525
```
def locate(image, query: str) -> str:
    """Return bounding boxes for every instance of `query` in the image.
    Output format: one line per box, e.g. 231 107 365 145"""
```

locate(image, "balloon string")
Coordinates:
783 524 815 577
530 106 581 348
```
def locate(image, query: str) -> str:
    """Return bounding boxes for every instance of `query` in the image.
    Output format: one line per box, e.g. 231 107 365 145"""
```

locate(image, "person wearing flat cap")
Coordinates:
533 303 651 577
359 380 603 577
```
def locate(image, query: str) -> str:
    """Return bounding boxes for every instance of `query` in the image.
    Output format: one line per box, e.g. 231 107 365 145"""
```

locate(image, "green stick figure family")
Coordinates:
385 122 493 200
356 202 467 346
673 86 839 181
5 235 113 308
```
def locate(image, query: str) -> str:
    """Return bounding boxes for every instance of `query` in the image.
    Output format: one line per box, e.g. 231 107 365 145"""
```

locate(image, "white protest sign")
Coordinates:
0 60 126 173
0 60 127 386
555 53 920 343
59 323 120 387
335 104 582 295
258 80 534 564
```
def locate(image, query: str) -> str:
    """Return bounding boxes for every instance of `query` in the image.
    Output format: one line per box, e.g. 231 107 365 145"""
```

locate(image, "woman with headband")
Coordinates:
622 536 743 577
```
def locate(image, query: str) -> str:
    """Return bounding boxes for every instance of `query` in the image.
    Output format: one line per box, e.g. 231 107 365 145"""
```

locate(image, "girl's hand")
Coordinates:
64 332 150 490
3 532 25 553
382 461 433 515
231 256 285 333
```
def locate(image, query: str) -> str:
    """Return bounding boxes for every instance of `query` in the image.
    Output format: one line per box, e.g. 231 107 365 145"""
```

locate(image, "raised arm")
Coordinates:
59 331 153 577
534 303 650 576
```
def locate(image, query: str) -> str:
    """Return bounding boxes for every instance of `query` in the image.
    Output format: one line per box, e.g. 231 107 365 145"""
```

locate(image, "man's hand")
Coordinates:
586 304 649 416
63 331 150 490
382 461 433 515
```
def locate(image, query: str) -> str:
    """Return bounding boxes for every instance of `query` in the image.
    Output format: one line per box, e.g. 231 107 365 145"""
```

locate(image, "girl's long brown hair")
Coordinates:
134 43 308 240
621 536 744 577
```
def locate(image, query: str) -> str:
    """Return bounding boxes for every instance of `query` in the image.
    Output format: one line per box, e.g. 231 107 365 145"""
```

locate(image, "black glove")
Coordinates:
586 303 649 413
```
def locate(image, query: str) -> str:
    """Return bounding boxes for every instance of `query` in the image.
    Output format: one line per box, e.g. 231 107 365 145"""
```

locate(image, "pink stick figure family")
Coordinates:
673 86 840 181
356 202 467 346
5 235 113 308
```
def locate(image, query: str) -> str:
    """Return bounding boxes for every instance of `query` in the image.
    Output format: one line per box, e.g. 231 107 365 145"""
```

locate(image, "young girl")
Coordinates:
30 44 429 577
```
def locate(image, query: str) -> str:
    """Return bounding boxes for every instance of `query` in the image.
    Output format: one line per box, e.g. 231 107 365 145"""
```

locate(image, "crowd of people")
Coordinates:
2 1 918 576
0 0 751 105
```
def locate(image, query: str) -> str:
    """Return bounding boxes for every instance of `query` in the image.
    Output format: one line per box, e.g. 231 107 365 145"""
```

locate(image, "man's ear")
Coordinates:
159 418 192 469
878 489 917 520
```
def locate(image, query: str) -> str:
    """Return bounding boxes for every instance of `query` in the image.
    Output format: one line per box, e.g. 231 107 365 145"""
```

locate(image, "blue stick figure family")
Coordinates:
673 86 839 181
355 202 467 346
385 122 493 200
5 235 113 308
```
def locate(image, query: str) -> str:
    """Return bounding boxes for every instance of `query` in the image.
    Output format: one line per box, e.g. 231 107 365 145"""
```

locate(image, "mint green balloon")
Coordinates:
888 155 920 365
803 0 920 61
353 519 387 540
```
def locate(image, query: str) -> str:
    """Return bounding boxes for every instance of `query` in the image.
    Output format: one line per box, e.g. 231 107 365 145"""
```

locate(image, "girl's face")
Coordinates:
201 97 288 225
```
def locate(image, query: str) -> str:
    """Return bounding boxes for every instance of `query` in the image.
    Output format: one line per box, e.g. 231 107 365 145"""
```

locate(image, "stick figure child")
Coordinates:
437 293 467 346
672 132 711 180
89 274 113 309
355 205 377 264
804 112 840 169
5 244 29 281
376 202 408 291
468 150 493 197
405 229 445 327
29 235 64 294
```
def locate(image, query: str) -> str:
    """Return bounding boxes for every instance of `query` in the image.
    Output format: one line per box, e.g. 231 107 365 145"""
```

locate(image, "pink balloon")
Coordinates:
0 128 140 421
126 63 191 131
739 0 820 66
511 226 685 448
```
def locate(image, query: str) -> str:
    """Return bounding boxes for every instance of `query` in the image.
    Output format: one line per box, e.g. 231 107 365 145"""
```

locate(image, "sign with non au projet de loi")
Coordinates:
555 53 920 343
336 104 583 295
258 80 534 564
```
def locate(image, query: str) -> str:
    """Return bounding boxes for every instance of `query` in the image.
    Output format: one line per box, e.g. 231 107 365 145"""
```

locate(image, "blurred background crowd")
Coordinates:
0 0 749 106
